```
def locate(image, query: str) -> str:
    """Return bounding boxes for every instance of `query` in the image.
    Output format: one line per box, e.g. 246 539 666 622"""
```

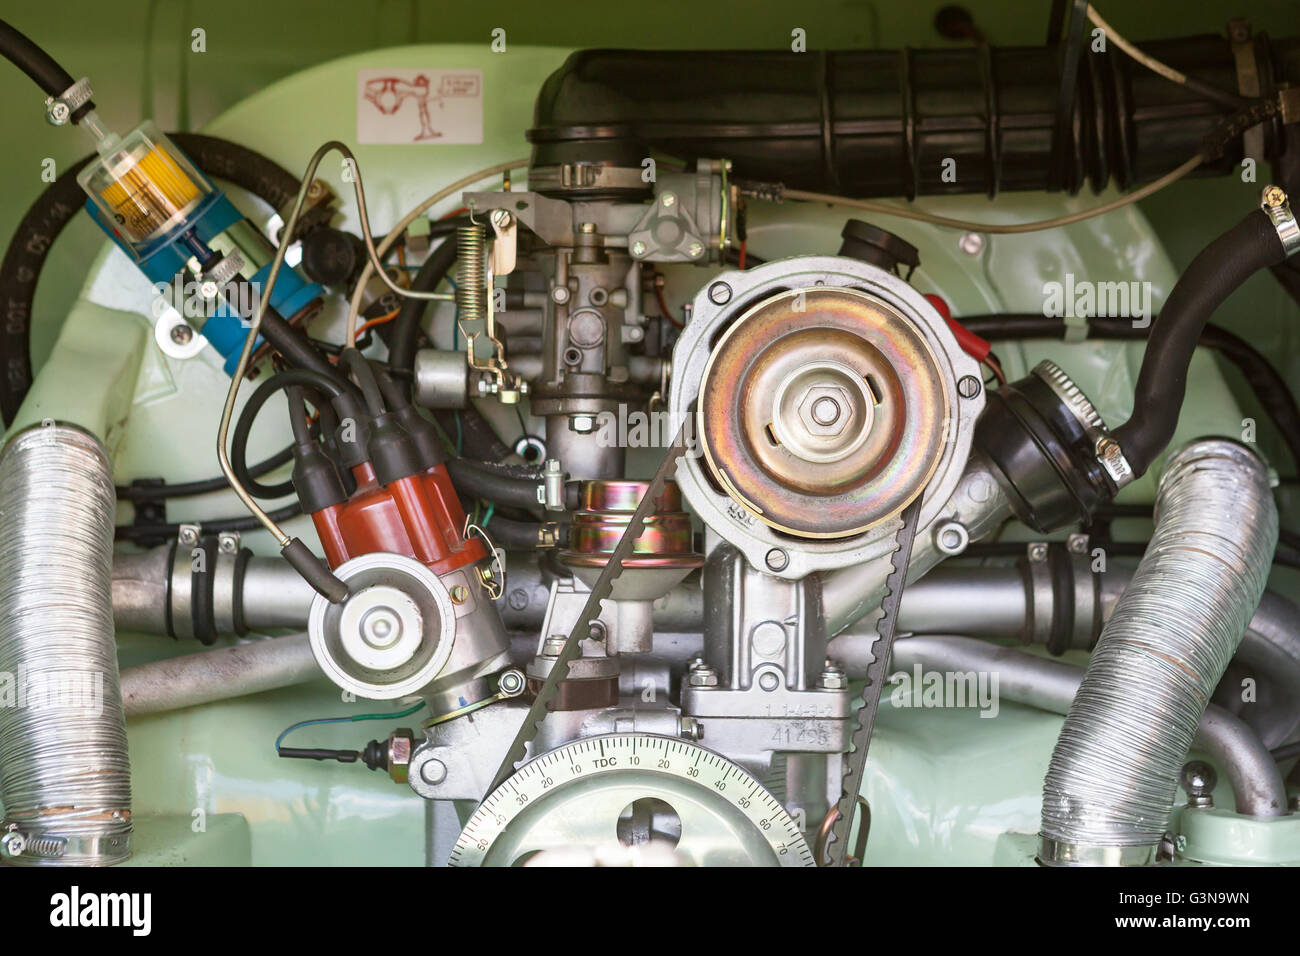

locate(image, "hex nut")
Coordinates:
388 728 415 784
796 383 854 438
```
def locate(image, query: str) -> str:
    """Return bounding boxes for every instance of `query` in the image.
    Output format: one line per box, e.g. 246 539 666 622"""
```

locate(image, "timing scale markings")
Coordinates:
451 734 815 866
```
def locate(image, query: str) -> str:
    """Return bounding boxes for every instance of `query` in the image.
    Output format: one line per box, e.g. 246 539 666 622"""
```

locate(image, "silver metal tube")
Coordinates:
821 454 1013 635
1040 440 1283 865
0 422 131 866
883 635 1287 825
241 558 317 630
119 633 319 717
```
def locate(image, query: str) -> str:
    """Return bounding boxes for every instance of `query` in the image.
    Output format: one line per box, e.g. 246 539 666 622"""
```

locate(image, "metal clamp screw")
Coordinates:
1261 184 1300 255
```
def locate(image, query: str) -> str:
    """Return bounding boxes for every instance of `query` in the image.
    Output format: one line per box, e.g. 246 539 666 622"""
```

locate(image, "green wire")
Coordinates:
275 700 427 753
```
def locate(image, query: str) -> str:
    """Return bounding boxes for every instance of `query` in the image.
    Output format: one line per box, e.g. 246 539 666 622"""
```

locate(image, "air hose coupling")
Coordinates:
974 360 1132 533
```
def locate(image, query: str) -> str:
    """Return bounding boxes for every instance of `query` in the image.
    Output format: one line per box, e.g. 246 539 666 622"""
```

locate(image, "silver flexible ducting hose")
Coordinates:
1040 439 1281 866
0 422 130 865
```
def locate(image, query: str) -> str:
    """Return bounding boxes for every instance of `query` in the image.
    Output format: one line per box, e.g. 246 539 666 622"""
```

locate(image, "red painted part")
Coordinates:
311 462 487 575
923 292 992 362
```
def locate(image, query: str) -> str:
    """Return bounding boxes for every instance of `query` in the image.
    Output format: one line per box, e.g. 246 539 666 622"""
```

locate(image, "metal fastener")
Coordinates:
497 669 526 697
957 374 982 399
959 232 985 256
679 716 704 740
818 661 848 690
764 548 789 572
688 660 719 687
934 520 969 556
420 758 448 786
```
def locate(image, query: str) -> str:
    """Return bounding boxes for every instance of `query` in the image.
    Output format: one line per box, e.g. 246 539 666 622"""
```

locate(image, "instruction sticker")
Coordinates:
356 68 483 145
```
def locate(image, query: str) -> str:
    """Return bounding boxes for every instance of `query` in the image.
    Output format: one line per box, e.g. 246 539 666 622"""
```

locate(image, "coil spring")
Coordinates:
456 222 486 324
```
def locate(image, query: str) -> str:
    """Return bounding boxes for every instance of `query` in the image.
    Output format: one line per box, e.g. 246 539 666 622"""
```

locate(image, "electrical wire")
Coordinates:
1085 5 1252 111
275 701 427 753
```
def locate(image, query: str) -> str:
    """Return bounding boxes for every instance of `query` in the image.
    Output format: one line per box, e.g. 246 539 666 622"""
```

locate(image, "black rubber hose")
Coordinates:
0 133 303 425
960 314 1300 473
116 502 302 542
387 234 459 375
1110 209 1289 477
446 458 543 511
0 18 94 119
232 368 348 499
482 514 549 550
118 442 296 501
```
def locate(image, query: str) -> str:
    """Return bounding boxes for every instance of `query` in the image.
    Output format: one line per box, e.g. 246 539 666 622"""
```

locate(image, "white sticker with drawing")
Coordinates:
356 68 483 145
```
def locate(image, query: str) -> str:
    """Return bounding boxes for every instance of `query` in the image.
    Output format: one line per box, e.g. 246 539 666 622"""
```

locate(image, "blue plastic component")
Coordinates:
86 190 322 376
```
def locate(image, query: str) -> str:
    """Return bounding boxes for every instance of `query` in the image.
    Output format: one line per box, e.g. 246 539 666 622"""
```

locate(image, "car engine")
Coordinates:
1 4 1300 874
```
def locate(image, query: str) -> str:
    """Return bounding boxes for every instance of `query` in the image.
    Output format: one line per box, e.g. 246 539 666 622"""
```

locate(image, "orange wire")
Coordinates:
356 308 401 338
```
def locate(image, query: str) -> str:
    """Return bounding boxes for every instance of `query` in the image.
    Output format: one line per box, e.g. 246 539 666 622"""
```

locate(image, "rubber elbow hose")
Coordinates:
1111 208 1289 478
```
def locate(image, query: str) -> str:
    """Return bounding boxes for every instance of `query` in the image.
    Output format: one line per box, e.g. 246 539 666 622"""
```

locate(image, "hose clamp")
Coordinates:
1261 185 1300 256
44 76 93 126
1034 360 1134 491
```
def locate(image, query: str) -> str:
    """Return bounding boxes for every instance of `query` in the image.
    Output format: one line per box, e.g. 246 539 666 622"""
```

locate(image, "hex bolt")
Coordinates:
708 281 732 305
497 669 525 696
1 831 26 858
679 716 704 740
957 375 982 399
959 232 985 256
765 548 789 572
578 221 597 234
542 636 567 657
819 660 848 690
46 100 70 126
588 620 607 642
570 415 595 434
688 660 719 687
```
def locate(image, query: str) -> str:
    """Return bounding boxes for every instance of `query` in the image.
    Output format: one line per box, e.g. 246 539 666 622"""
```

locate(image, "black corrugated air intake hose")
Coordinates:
527 34 1299 199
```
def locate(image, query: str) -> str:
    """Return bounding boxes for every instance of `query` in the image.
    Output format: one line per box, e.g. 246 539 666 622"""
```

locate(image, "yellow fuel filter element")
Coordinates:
77 121 212 254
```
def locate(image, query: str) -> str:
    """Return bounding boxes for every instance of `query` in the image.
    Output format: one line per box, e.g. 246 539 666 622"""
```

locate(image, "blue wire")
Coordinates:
275 701 427 754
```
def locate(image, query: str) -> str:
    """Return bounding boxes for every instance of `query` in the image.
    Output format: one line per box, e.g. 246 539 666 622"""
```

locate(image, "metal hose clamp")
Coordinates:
1262 185 1300 256
44 76 93 126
